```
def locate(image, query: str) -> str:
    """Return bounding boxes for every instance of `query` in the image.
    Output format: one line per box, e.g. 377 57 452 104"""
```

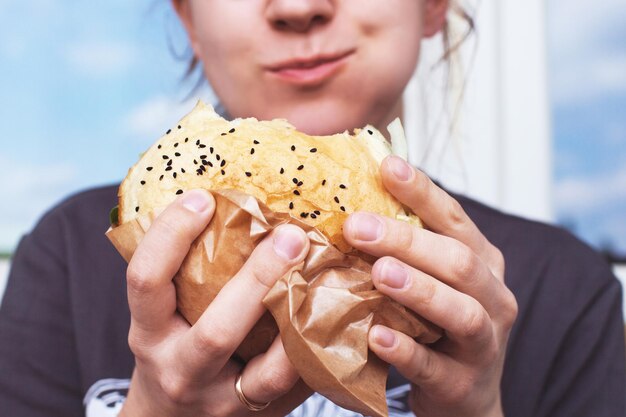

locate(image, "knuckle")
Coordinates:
192 324 232 358
408 345 438 383
126 263 156 295
460 304 489 340
127 330 149 360
452 243 478 280
447 378 474 404
160 375 191 405
258 366 296 396
445 199 466 231
500 288 519 328
490 246 506 276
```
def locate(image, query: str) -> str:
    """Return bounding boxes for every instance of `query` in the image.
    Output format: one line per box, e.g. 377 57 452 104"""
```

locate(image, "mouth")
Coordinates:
266 50 354 86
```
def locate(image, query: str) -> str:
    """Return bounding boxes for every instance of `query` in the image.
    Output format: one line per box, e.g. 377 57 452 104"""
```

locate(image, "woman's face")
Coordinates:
176 0 447 135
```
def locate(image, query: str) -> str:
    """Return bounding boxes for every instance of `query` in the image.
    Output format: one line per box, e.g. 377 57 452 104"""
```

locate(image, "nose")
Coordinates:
265 0 335 33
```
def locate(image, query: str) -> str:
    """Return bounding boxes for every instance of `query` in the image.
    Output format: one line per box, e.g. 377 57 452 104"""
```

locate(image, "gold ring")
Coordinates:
234 373 271 412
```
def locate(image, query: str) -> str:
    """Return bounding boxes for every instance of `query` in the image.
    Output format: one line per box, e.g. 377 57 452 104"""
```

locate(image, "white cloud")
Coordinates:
0 154 77 251
65 40 137 78
555 166 626 215
125 93 217 142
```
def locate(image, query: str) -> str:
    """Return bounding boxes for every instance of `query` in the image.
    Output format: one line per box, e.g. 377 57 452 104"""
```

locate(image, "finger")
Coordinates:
372 257 494 348
239 335 300 405
179 224 309 377
343 212 510 316
126 189 215 332
380 156 504 275
369 325 452 393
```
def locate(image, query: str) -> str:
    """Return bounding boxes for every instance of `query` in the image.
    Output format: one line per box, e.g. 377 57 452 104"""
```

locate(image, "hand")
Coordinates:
343 156 518 417
119 189 312 417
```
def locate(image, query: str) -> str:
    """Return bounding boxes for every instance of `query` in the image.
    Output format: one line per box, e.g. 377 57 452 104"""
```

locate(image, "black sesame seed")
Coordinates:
314 210 321 215
181 168 185 173
220 159 226 167
210 147 214 154
140 180 146 185
176 189 183 195
310 148 317 153
322 179 326 185
159 175 164 181
193 159 198 165
216 154 221 161
291 145 296 151
178 125 181 129
293 190 301 196
229 128 235 133
167 160 173 166
184 137 189 143
245 172 252 177
250 148 255 155
157 144 162 149
300 212 309 218
200 155 207 159
162 155 169 160
146 167 153 171
367 129 373 135
311 213 317 219
202 159 209 166
198 144 206 148
289 202 294 210
166 129 171 134
221 133 227 136
200 165 206 172
221 169 226 175
339 184 346 189
340 206 346 212
293 178 298 184
334 196 340 203
253 140 259 144
175 152 181 157
297 165 304 170
165 166 173 171
207 161 214 167
196 139 200 145
173 172 177 179
174 143 179 148
135 206 139 212
280 167 284 174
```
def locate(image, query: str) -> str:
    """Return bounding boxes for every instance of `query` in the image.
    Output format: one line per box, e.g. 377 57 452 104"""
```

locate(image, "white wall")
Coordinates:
404 0 552 223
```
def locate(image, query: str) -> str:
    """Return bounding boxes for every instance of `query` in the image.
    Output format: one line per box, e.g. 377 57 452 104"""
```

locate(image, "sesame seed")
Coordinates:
146 167 153 171
165 166 173 171
135 206 139 212
339 184 346 189
181 168 185 173
245 172 252 177
175 152 181 157
198 144 206 148
178 125 182 129
140 180 146 185
193 159 198 165
184 138 189 143
334 196 340 203
310 148 317 153
174 143 179 148
173 172 177 179
216 154 221 161
210 147 214 154
167 160 173 167
176 189 183 195
202 160 209 166
200 165 206 172
157 144 162 149
253 140 259 144
314 210 321 215
340 206 346 212
250 148 255 155
368 129 373 135
300 212 308 218
159 175 164 181
221 169 226 175
289 202 294 210
297 181 303 186
293 178 298 184
280 167 285 174
166 129 171 134
220 159 226 167
196 140 200 145
221 133 226 136
207 161 214 167
297 165 304 170
291 145 296 151
229 128 235 133
293 190 300 196
200 155 207 159
322 179 326 186
162 155 169 160
311 213 317 219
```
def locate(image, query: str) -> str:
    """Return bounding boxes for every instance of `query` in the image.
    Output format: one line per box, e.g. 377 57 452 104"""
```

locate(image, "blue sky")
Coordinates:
0 0 625 257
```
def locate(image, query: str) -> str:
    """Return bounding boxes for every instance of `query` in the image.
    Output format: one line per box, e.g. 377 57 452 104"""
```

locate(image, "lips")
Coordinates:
266 50 354 86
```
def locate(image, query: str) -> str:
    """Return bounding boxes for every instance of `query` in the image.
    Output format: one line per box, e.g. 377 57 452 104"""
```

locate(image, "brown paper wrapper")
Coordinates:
107 189 441 417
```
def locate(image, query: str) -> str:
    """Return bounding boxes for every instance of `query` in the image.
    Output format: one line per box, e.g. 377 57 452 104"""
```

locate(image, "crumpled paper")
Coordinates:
107 189 441 417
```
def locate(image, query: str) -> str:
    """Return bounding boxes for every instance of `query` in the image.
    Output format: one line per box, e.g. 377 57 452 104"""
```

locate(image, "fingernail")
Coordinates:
381 260 408 289
350 213 383 241
372 326 396 348
388 156 413 182
273 226 306 260
182 190 211 213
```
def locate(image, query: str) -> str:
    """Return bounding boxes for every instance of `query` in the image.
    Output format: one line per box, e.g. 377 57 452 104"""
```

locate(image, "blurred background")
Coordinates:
1 0 625 315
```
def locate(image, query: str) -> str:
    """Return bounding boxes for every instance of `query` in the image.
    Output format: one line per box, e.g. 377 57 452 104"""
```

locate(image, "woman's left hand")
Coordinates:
343 156 518 417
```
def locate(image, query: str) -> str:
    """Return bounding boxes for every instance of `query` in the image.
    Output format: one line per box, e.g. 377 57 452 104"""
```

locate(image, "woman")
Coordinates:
0 1 624 417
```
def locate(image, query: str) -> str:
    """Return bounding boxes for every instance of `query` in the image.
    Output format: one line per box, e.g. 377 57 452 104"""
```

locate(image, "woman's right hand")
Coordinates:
119 189 311 417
